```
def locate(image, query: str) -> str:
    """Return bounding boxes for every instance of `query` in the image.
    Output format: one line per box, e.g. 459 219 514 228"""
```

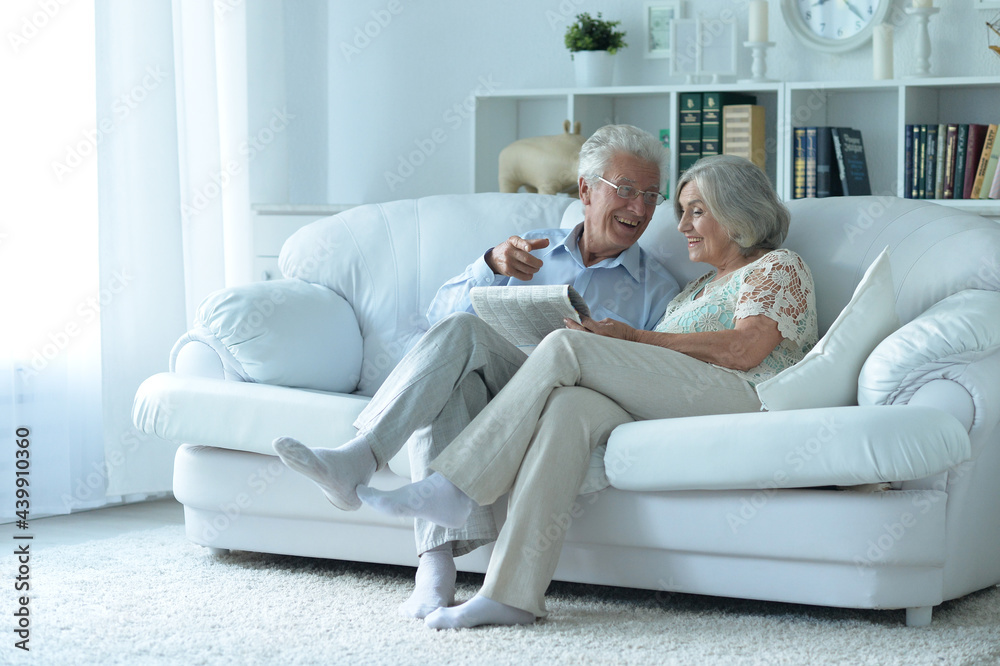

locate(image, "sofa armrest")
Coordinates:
858 289 1000 409
172 278 363 393
604 405 970 492
132 372 369 456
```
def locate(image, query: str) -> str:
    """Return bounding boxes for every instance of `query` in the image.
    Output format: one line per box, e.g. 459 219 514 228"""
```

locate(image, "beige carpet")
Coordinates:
24 525 1000 665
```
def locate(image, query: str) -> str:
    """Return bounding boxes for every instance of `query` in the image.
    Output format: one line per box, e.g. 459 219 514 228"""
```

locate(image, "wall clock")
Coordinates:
781 0 892 53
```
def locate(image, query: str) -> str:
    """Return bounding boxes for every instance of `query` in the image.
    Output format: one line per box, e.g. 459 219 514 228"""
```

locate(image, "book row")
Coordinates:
904 123 1000 201
678 92 767 174
792 127 872 199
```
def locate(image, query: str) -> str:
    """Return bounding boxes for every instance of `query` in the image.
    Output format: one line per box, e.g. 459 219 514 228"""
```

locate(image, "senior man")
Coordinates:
273 124 680 619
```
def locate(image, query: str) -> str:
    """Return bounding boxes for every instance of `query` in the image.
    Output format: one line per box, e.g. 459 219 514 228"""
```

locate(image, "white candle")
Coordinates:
749 0 769 43
911 0 932 8
873 24 893 79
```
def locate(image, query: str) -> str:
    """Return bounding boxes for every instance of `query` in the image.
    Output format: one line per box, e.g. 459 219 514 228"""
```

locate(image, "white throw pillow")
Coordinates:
755 247 898 411
191 278 364 394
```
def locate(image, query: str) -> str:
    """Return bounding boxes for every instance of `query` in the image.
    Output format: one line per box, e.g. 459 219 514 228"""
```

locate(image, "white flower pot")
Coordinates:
572 50 615 87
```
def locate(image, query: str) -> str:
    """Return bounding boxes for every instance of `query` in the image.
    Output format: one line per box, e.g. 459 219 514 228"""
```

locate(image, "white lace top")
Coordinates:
654 248 818 386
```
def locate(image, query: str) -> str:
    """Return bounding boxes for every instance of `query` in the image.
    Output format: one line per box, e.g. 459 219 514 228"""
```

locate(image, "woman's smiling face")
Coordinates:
676 181 743 271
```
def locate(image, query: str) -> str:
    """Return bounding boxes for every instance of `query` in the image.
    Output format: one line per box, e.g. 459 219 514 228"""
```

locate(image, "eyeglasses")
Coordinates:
596 176 665 207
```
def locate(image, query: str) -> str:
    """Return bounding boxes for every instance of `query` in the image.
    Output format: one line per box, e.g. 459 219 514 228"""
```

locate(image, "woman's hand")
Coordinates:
564 316 639 342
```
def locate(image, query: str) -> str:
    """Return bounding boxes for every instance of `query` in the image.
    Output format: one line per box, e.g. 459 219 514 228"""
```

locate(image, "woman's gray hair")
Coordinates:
578 124 667 182
673 154 789 257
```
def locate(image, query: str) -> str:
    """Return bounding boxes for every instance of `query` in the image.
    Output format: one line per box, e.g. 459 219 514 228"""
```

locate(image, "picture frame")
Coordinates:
670 18 699 76
644 1 686 60
698 17 738 81
670 16 738 83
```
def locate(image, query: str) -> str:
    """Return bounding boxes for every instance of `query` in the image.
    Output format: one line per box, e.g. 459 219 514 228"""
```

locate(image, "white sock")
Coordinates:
272 436 376 511
399 543 456 619
356 472 474 528
424 594 535 629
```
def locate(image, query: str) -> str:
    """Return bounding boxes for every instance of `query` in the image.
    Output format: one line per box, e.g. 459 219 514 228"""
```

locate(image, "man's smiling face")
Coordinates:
578 152 661 266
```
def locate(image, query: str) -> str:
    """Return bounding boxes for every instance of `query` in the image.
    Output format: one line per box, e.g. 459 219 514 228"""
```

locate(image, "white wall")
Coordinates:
250 0 1000 204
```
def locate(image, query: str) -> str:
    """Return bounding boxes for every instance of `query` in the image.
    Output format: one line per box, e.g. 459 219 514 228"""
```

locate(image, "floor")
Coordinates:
29 497 185 551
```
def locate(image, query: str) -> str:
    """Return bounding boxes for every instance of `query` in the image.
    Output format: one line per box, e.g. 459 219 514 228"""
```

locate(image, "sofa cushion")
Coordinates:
187 278 363 393
858 289 1000 407
604 405 970 492
755 248 898 411
783 197 1000 332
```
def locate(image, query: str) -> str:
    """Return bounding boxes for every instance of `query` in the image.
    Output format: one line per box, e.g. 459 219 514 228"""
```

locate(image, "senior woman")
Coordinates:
358 154 819 629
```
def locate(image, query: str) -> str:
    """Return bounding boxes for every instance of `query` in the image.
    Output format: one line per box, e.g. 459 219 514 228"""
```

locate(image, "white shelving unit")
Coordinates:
898 77 1000 216
474 82 782 200
473 77 1000 217
251 204 357 281
784 81 900 200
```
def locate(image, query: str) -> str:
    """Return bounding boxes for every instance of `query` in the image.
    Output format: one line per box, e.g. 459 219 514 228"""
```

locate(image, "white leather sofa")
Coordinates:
133 193 1000 627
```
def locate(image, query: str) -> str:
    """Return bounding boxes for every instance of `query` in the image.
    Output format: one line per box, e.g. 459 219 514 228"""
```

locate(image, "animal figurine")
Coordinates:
498 120 587 196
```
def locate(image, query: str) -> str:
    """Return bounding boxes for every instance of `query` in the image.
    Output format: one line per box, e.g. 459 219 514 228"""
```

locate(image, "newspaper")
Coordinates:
470 284 591 348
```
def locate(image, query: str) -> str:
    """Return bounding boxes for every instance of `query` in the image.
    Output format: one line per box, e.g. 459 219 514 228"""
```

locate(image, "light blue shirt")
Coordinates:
426 223 680 331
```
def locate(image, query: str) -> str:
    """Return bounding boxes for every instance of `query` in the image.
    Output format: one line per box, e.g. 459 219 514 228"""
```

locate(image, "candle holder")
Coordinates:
905 6 940 78
741 41 776 83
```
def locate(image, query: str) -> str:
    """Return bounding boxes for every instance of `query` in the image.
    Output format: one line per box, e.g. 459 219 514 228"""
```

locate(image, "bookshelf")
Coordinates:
899 78 1000 213
473 83 782 199
472 77 1000 217
785 81 899 200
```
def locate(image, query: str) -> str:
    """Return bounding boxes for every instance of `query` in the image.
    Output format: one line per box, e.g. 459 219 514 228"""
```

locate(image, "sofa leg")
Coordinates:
905 606 933 627
207 547 230 556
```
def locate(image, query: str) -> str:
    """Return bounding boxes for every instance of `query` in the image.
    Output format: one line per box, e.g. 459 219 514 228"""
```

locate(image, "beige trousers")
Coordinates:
430 328 761 617
353 313 530 557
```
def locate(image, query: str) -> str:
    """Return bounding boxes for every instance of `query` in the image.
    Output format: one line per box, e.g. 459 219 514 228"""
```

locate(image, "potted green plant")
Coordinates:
564 12 627 87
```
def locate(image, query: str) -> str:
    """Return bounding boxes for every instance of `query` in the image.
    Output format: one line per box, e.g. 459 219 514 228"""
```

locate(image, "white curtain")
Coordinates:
2 0 108 519
95 0 189 497
97 0 251 496
1 0 248 520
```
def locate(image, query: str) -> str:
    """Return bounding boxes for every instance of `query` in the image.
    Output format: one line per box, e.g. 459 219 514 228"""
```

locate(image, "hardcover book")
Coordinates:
933 123 946 199
963 124 989 199
701 92 756 157
904 124 915 199
678 93 703 173
990 160 1000 200
815 126 842 198
805 127 818 198
977 126 1000 200
942 124 958 199
722 104 766 171
793 127 806 199
971 124 998 200
924 124 938 199
918 125 928 199
910 125 923 199
953 124 969 200
831 127 871 196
